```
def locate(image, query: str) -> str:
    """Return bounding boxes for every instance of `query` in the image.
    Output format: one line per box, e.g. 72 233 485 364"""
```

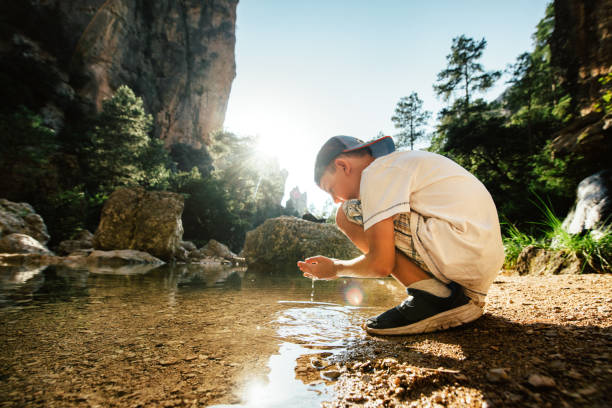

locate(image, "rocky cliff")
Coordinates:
550 0 611 158
0 0 237 148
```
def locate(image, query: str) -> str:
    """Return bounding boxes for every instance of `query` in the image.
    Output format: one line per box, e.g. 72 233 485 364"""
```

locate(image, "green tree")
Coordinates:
86 85 170 193
433 35 501 114
391 92 431 150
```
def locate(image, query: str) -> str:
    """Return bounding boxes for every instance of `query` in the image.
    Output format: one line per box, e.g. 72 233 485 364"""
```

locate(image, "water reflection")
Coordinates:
0 264 406 407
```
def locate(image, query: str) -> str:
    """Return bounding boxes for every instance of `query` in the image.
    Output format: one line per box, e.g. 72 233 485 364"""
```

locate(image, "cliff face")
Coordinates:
550 0 611 158
0 0 237 148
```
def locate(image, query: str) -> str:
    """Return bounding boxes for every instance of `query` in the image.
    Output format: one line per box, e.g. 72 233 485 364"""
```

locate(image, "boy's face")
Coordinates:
318 158 360 204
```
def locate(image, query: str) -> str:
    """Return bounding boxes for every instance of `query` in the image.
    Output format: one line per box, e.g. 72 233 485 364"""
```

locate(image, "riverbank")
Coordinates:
0 271 610 407
324 273 611 407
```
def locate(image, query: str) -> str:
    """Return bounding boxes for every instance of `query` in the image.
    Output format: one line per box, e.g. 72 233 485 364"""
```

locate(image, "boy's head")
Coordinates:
314 135 395 202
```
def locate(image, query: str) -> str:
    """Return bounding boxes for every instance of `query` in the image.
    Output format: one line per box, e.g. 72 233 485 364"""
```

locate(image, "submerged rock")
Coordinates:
86 250 164 267
93 187 184 261
242 216 361 268
0 199 50 245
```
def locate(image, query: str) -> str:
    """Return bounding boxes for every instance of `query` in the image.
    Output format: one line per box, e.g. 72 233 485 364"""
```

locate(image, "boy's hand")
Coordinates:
297 256 337 280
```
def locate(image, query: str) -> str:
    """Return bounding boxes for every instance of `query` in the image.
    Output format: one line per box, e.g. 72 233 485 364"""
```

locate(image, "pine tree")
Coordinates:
391 92 431 150
433 35 501 114
87 85 155 192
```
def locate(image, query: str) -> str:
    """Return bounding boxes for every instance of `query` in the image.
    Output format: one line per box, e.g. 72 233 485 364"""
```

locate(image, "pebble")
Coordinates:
527 374 555 388
159 358 179 366
322 370 341 379
311 358 324 368
486 368 510 383
577 386 597 396
566 369 582 379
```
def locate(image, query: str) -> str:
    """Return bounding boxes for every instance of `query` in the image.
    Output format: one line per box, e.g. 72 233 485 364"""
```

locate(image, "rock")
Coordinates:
0 199 50 245
0 233 52 255
73 0 237 147
3 2 237 149
242 216 361 268
57 230 94 255
200 239 235 259
562 170 612 237
486 368 510 383
527 374 556 388
181 241 197 252
93 187 184 261
550 0 612 160
322 370 341 379
515 245 585 275
86 250 164 268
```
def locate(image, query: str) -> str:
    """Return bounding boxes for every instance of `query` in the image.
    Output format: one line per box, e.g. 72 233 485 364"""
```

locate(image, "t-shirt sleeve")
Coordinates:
360 163 414 230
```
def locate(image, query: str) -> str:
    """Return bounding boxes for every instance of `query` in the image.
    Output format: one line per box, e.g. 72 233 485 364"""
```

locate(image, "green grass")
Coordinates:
502 199 612 273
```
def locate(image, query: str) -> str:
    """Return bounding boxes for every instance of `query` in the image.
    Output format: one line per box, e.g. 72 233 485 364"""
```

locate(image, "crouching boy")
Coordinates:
297 135 505 335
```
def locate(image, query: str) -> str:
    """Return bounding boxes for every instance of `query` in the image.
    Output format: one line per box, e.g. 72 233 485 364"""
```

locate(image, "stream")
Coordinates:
0 264 408 407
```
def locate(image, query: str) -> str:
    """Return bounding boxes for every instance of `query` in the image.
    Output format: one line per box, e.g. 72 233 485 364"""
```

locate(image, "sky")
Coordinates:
224 0 551 214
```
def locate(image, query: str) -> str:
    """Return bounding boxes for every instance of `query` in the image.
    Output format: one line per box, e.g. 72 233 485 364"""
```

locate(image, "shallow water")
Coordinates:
0 264 408 407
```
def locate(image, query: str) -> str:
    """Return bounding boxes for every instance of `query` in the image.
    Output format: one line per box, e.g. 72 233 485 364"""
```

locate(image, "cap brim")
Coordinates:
342 135 395 158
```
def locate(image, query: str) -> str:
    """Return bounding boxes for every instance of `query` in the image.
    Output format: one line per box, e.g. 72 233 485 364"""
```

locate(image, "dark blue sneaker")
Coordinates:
364 283 483 335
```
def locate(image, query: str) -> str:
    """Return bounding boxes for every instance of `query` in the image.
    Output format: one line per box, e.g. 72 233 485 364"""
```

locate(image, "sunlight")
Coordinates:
224 109 331 211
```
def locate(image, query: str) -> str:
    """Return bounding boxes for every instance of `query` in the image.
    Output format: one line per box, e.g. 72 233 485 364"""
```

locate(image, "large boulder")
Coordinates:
242 216 361 269
0 233 52 255
0 199 50 245
93 187 184 261
562 170 612 236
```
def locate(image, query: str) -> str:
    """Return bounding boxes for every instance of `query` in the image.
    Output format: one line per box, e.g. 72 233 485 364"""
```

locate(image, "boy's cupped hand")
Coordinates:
297 256 338 280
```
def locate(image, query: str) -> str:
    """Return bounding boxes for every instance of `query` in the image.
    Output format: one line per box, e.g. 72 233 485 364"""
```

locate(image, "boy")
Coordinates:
297 135 504 335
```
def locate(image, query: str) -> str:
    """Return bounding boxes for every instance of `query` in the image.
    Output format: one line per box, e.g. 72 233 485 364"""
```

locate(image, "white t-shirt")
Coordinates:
360 150 504 298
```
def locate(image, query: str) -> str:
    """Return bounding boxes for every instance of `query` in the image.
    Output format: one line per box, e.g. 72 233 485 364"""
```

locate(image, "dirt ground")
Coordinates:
0 272 610 407
320 273 612 408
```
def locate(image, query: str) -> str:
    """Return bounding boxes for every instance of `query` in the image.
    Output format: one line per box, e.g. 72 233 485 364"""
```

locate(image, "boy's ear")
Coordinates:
334 157 351 175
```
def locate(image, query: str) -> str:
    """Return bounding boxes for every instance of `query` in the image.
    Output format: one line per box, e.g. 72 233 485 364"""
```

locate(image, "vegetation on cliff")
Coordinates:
0 85 293 251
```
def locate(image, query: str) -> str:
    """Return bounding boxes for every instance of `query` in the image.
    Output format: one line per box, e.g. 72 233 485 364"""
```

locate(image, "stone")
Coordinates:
515 245 585 275
86 250 164 267
322 370 341 379
3 2 237 149
486 368 510 383
550 0 612 160
57 230 94 255
200 239 235 259
181 241 197 252
562 170 612 237
0 199 50 245
0 233 52 255
527 374 556 388
93 187 184 261
242 216 361 269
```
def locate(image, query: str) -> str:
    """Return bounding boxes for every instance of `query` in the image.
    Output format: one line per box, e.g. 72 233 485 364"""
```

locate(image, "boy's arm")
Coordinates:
297 217 396 279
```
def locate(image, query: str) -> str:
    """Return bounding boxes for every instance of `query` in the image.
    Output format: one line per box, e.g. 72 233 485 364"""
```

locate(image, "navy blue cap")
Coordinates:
314 135 395 184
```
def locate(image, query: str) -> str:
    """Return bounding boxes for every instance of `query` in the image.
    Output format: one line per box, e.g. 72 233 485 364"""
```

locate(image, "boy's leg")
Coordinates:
336 205 431 287
336 201 483 335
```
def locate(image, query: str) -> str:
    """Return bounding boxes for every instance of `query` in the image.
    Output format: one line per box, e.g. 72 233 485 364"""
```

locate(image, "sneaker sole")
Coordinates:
364 301 484 336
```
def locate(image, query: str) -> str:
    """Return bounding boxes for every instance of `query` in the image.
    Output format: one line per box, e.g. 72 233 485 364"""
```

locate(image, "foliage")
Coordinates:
502 221 537 268
433 35 501 114
592 73 612 114
85 85 170 194
391 92 431 150
503 198 612 273
169 143 213 177
178 131 292 251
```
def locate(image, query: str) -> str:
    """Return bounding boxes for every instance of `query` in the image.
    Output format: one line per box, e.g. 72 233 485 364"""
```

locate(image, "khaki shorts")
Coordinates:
342 199 432 275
